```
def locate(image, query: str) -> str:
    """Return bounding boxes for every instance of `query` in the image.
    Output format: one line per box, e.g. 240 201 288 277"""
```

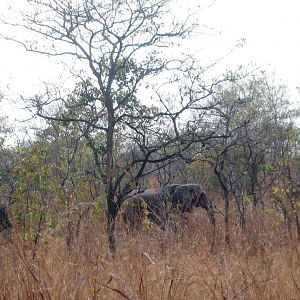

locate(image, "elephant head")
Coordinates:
166 184 216 225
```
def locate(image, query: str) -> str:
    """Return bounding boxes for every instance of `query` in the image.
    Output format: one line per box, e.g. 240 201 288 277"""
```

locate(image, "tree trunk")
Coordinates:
224 191 230 248
106 184 118 254
235 195 246 232
105 98 118 254
214 167 230 248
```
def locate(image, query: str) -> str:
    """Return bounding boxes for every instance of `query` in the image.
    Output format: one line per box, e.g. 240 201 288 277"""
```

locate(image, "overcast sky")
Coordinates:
0 0 299 122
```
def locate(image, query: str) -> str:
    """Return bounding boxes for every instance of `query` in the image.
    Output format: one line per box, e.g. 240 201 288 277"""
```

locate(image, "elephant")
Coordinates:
120 183 216 229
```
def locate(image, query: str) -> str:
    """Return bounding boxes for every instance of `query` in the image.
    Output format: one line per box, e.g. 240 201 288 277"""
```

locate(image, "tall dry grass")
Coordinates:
0 208 300 300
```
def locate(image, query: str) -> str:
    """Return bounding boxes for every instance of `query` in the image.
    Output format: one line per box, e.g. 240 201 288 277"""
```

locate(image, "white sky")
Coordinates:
0 0 299 123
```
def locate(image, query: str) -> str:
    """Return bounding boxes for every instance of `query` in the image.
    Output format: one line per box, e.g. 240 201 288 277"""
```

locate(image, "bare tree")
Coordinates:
1 0 223 253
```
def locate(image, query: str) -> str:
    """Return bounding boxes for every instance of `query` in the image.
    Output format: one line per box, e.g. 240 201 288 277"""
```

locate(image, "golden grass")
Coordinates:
0 209 300 300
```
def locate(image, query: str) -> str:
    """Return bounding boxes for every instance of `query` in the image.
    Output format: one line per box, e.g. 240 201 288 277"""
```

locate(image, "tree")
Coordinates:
196 69 299 246
1 0 222 253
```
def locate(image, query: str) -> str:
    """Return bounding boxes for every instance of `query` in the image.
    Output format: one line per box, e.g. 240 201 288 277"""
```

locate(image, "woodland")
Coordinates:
0 0 300 299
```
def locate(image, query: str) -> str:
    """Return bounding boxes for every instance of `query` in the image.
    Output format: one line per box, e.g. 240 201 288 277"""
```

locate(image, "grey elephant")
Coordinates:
120 183 216 229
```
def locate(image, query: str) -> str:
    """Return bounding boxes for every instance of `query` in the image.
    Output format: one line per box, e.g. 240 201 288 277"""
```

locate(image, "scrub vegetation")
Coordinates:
0 0 300 299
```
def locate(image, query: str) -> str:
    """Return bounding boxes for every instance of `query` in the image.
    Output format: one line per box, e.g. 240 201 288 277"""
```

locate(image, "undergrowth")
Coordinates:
0 208 299 299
